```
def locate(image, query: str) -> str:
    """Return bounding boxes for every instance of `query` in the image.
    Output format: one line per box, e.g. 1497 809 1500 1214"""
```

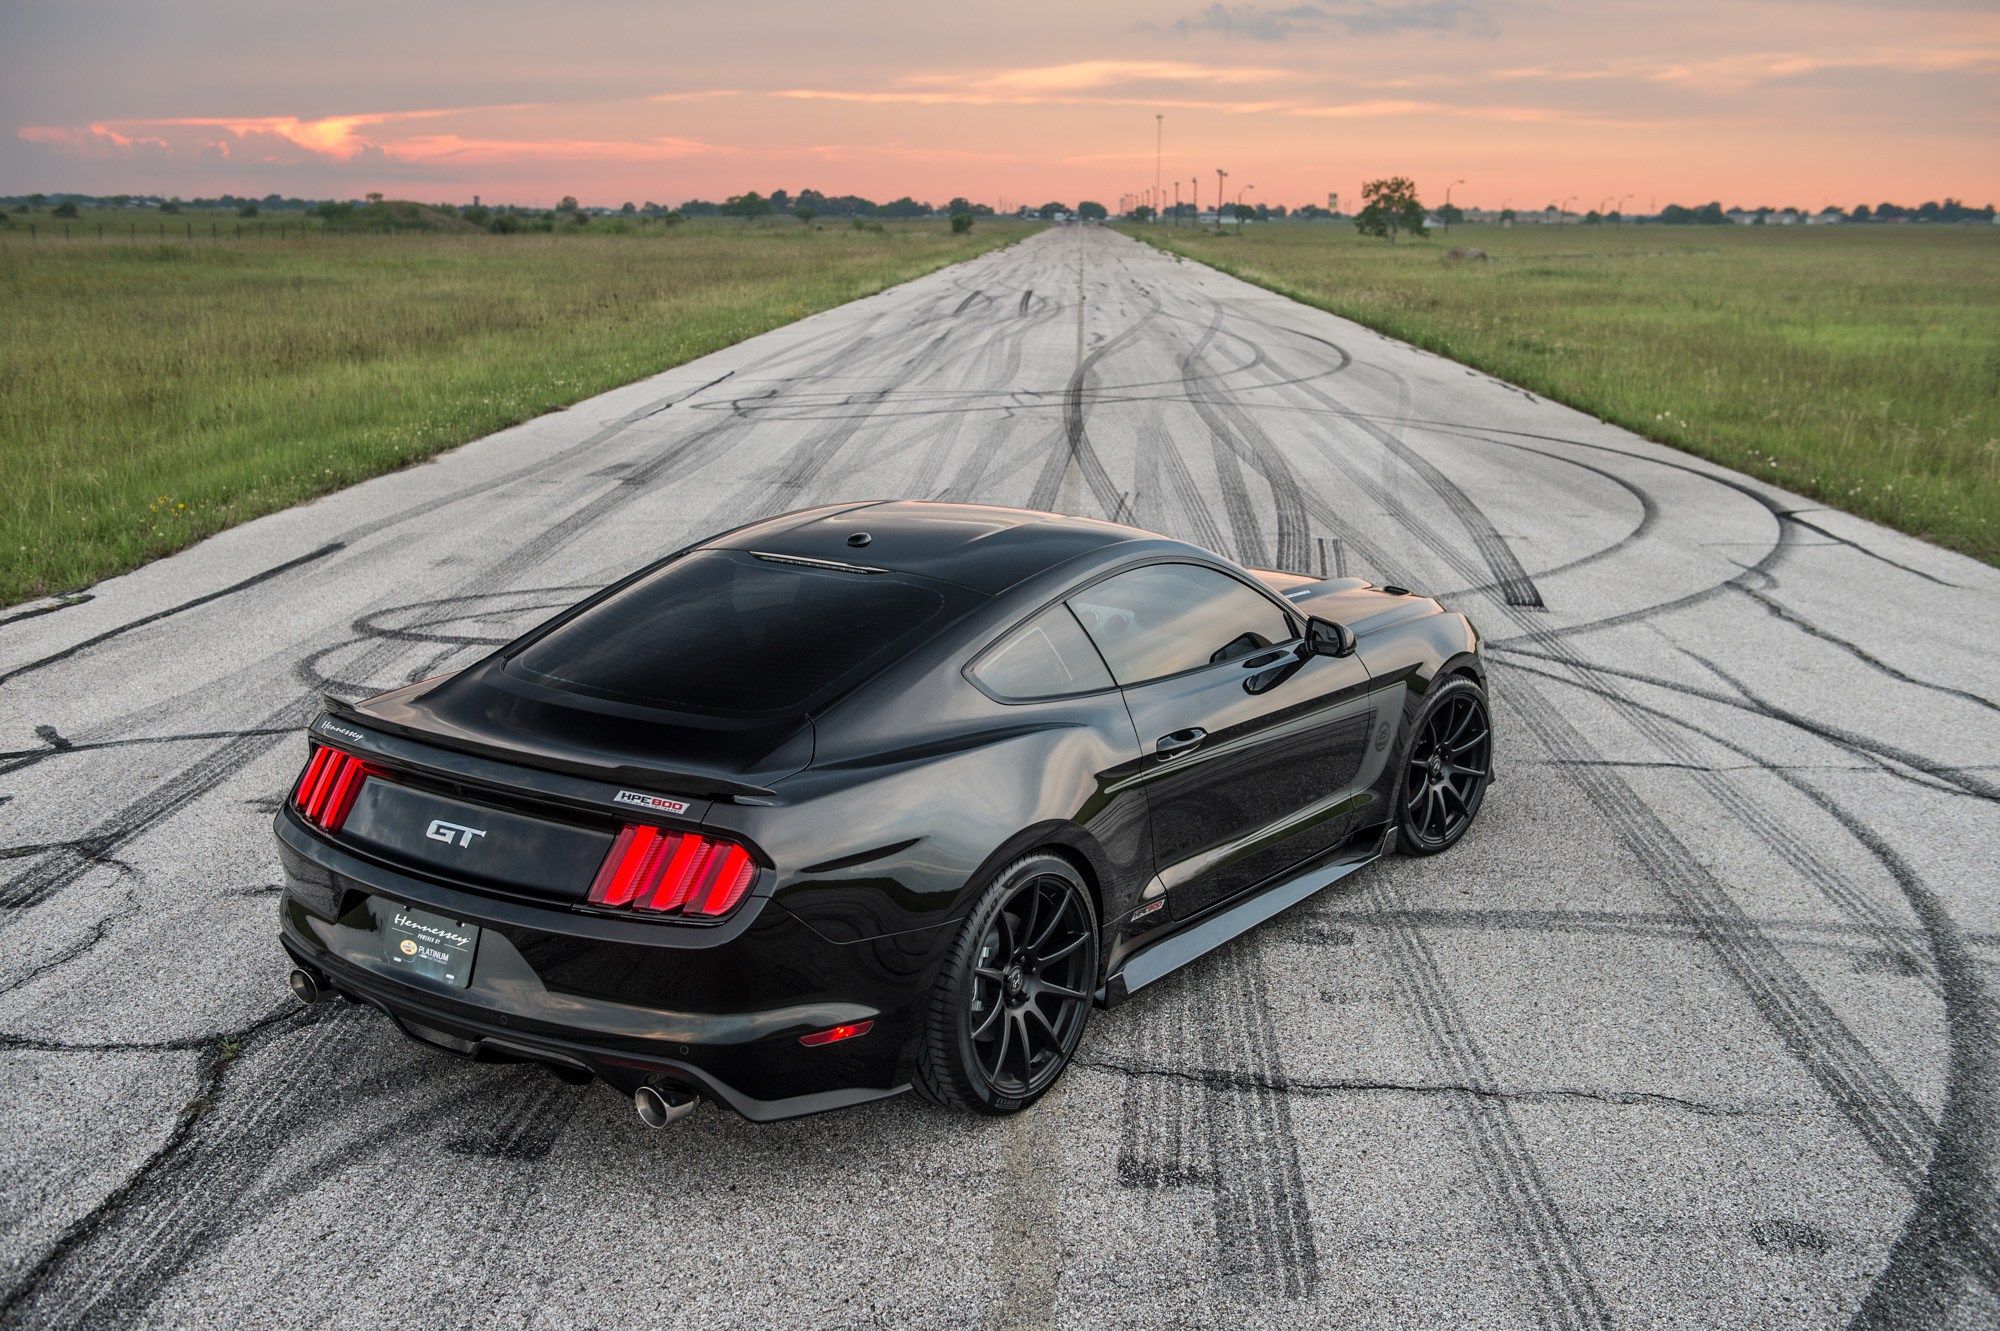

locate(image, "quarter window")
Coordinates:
1068 564 1294 686
971 604 1115 700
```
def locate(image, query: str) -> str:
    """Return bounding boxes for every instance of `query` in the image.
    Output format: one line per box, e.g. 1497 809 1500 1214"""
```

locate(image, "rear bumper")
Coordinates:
275 811 942 1121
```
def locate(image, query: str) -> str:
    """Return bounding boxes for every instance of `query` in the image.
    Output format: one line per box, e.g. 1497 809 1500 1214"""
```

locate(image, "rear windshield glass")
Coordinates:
506 550 979 715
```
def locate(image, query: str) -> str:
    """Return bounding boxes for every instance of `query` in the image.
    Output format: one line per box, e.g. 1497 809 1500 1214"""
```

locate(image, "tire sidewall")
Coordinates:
1395 675 1492 856
949 853 1099 1113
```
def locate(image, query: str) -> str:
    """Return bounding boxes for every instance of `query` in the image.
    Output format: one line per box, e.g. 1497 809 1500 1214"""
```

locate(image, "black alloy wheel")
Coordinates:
916 853 1099 1114
1398 679 1492 854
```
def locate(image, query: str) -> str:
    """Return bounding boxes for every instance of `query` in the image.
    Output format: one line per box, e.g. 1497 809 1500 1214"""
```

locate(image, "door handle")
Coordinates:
1155 727 1207 759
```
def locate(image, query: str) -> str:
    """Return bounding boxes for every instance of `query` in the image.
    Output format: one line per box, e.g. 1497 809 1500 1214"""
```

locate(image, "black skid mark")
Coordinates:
1110 942 1321 1302
1371 875 1613 1328
1597 633 1952 1002
1196 939 1321 1301
0 593 93 629
0 717 304 914
1783 513 1959 589
0 881 143 999
1247 335 1543 607
1083 1055 1755 1119
1531 645 2000 1315
1025 286 1158 516
1497 644 1999 806
1499 653 1942 1188
0 1003 334 1327
1291 903 2000 961
1176 304 1312 571
1735 585 1999 716
444 1074 582 1162
0 724 298 778
1430 436 1661 601
0 543 344 687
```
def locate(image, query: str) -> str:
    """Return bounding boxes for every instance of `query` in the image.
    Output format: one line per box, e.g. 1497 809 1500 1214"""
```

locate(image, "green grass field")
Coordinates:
1127 222 2000 565
0 219 1034 606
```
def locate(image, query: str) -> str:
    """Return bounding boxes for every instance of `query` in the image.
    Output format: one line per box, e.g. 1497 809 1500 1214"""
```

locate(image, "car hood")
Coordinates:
335 660 813 798
1253 571 1443 637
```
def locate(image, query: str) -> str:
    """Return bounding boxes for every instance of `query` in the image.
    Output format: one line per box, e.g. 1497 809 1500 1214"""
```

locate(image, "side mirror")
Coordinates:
1305 616 1356 658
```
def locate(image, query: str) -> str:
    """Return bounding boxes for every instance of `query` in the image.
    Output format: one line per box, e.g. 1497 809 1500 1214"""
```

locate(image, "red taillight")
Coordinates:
291 744 373 833
587 825 757 919
800 1020 874 1047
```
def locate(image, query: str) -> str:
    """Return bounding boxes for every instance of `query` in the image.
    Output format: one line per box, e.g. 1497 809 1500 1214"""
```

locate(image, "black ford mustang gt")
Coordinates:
276 501 1489 1124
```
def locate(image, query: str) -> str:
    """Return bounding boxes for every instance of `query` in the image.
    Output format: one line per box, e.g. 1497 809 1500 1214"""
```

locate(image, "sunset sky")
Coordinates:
3 0 1995 210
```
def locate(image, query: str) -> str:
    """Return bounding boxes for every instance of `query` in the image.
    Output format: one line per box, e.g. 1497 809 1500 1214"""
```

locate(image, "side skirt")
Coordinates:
1099 828 1388 1005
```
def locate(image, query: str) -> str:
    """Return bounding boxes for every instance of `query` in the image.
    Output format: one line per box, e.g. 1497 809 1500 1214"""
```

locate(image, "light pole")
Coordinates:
1215 169 1228 231
1616 193 1631 225
1445 178 1464 233
1154 114 1164 226
1560 194 1577 226
1236 184 1254 228
1597 196 1613 224
1174 180 1181 226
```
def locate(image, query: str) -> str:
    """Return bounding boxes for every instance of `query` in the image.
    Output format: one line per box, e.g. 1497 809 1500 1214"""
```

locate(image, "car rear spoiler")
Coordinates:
319 694 780 800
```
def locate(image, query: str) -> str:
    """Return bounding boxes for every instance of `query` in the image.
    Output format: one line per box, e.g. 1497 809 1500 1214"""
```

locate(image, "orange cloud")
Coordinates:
18 103 731 172
933 59 1287 93
1494 43 2000 91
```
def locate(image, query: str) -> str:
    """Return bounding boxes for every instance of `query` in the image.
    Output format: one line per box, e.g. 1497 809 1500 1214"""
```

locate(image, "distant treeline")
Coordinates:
0 188 1002 224
1656 199 1995 224
6 190 1994 230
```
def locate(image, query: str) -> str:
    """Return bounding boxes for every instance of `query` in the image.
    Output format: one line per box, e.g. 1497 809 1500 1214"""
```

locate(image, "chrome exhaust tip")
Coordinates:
286 967 323 1004
634 1083 697 1129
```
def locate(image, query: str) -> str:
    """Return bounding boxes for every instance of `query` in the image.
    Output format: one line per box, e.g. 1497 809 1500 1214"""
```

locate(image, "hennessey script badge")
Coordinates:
614 790 691 815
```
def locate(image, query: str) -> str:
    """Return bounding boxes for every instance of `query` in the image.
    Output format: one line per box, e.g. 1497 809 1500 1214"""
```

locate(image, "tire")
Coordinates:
915 853 1100 1114
1394 675 1493 856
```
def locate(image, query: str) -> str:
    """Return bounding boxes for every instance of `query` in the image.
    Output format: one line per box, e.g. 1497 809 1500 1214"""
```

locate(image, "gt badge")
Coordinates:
614 790 691 815
425 819 486 848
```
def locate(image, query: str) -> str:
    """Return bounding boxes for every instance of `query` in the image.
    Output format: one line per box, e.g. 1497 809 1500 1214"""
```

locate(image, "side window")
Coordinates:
1069 564 1294 686
970 604 1115 700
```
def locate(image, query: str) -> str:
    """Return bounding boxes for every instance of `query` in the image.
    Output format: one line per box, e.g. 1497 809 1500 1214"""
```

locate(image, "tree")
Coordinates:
1499 208 1516 223
237 202 259 218
1036 201 1067 220
950 212 974 234
1584 209 1603 225
367 192 385 206
1231 203 1255 223
620 201 637 214
945 197 973 217
1354 177 1426 243
1131 205 1155 222
27 193 46 210
52 200 79 218
723 192 772 217
795 204 817 225
1436 202 1464 226
1076 200 1108 220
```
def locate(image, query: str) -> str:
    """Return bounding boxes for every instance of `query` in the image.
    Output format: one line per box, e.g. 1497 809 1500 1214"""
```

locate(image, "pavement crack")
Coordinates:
0 1002 322 1324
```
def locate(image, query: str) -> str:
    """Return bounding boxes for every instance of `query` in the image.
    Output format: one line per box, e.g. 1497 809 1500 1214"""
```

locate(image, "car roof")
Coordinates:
705 500 1163 595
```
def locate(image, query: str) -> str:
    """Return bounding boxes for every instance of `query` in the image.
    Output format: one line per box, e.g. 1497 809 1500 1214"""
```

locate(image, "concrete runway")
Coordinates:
2 225 1996 1329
